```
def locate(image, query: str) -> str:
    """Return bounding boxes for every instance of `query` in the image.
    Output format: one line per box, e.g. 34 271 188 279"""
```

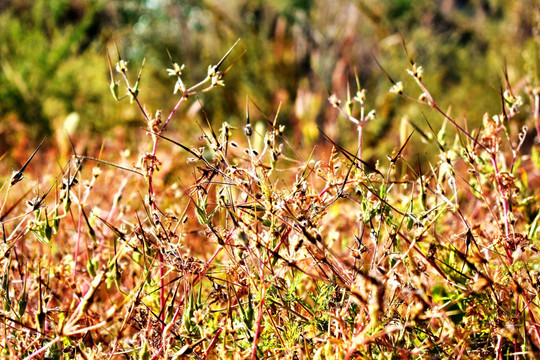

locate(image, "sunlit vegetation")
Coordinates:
1 1 540 359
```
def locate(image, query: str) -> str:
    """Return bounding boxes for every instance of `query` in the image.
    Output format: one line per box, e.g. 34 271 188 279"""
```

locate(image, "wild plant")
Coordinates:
0 38 539 360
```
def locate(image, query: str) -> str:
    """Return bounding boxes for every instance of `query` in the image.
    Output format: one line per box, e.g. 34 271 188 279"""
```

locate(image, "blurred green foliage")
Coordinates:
0 0 107 134
1 0 539 162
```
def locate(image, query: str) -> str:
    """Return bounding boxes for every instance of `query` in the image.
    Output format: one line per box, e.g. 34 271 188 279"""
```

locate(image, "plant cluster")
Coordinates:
1 38 540 359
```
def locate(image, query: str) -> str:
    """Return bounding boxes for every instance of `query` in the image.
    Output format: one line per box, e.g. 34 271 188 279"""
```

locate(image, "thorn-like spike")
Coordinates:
113 38 122 60
244 95 252 137
107 52 115 79
166 48 174 63
245 95 250 125
11 136 47 185
372 52 396 85
354 67 361 91
273 102 282 127
400 34 415 66
214 38 241 71
391 130 415 163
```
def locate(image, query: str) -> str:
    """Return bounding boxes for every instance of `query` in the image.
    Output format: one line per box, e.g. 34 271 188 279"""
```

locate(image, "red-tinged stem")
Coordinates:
161 95 186 132
118 63 214 336
156 293 188 359
144 136 164 328
250 285 266 360
191 229 234 285
159 252 165 327
202 328 223 360
414 77 512 247
146 96 187 222
265 307 288 352
174 229 234 315
24 337 62 360
249 229 290 360
263 227 290 267
534 93 540 142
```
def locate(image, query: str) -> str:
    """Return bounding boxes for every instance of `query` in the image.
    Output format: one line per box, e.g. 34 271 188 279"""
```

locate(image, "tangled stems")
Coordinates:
394 56 514 242
108 40 239 329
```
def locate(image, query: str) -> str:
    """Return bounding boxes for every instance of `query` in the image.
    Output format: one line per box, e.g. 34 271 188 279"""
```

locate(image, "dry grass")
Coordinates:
1 39 540 360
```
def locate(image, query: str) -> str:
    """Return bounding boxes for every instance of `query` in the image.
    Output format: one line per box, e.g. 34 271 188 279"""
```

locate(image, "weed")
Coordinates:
1 37 540 360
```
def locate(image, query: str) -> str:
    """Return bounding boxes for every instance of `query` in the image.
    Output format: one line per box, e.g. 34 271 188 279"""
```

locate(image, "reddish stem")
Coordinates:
250 285 266 360
534 94 540 141
202 328 223 359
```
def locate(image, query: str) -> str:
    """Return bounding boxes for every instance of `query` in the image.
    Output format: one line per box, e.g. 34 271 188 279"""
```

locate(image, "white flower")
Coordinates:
115 59 128 73
166 63 185 77
328 94 341 108
389 82 403 95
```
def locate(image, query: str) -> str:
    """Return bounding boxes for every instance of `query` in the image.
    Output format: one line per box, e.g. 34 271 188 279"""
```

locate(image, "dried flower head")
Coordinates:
116 59 128 73
328 94 341 108
481 113 501 152
390 82 404 95
354 89 366 103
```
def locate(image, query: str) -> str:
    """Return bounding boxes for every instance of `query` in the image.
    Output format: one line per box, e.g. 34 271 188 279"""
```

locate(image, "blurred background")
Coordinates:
1 0 539 165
